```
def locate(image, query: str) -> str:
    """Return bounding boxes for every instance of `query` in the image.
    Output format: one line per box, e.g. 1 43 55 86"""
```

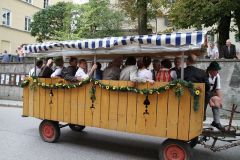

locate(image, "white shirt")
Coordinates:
138 69 152 80
51 66 62 78
160 68 177 79
75 67 89 79
209 74 221 90
207 46 219 59
29 67 41 76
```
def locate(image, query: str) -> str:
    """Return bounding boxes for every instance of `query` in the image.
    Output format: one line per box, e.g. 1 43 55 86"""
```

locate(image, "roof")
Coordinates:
23 31 206 58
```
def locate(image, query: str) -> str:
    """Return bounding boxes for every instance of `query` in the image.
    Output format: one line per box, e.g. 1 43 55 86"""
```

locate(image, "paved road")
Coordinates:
0 106 239 160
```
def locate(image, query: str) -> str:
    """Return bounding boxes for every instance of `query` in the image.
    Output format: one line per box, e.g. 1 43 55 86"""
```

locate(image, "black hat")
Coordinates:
207 61 221 70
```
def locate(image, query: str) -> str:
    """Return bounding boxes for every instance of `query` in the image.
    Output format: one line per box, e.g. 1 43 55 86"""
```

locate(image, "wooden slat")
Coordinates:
44 79 52 120
166 87 179 139
126 81 137 133
177 86 191 141
28 79 34 117
39 78 46 119
156 82 169 137
71 82 78 124
100 80 110 129
85 83 93 127
51 79 58 121
33 81 40 118
136 83 147 135
77 84 85 125
109 81 119 130
92 83 101 128
57 82 64 122
146 83 158 136
117 81 128 132
23 84 29 117
63 81 71 123
189 83 205 140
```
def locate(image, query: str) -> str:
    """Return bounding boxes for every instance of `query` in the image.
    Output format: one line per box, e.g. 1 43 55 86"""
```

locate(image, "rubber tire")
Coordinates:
39 120 60 143
188 136 198 148
69 124 86 132
159 139 193 160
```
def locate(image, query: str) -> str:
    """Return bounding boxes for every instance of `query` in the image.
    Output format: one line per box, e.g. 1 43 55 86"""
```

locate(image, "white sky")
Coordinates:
72 0 89 5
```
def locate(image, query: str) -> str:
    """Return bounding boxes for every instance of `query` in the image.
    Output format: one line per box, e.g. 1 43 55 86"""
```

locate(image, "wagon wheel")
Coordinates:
69 124 86 132
159 139 193 160
188 136 199 148
39 120 60 143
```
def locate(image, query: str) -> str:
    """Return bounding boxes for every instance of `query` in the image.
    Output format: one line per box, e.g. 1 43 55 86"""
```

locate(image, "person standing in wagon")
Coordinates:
156 59 177 82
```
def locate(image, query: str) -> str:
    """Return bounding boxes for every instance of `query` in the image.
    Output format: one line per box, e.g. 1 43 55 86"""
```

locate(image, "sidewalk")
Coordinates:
0 99 239 130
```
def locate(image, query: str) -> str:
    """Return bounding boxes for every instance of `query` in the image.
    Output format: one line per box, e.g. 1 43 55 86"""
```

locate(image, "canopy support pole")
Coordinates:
181 51 184 79
94 50 96 78
34 57 36 76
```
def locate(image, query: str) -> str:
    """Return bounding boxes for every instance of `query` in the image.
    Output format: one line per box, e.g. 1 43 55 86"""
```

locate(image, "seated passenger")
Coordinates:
137 59 143 69
29 59 43 76
151 59 161 81
61 57 81 82
91 61 103 80
206 61 223 130
138 56 152 79
38 58 53 78
171 57 181 71
120 56 154 84
51 58 64 78
75 59 97 79
156 59 177 82
102 57 122 80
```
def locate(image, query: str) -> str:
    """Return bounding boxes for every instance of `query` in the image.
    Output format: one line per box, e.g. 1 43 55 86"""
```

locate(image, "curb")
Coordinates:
0 103 23 108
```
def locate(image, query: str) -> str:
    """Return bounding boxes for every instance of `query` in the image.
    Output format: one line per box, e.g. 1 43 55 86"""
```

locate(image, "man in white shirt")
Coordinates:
207 42 219 59
29 60 43 76
75 59 97 79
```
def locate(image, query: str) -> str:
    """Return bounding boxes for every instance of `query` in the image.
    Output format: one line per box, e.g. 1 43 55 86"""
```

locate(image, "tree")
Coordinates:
55 0 125 40
168 0 240 57
30 2 69 43
118 0 166 35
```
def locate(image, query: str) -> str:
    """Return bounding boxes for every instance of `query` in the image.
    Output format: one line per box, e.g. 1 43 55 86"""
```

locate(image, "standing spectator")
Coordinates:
222 39 236 59
19 45 25 62
102 57 122 80
51 58 64 78
151 59 161 81
138 56 152 79
10 46 20 62
29 60 43 76
171 57 181 71
207 42 219 60
0 50 9 63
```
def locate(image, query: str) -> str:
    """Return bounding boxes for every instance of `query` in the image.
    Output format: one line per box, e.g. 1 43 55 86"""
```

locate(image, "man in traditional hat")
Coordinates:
206 61 223 130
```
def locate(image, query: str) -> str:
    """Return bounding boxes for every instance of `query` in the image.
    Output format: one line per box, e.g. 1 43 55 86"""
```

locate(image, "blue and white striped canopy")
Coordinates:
24 31 206 57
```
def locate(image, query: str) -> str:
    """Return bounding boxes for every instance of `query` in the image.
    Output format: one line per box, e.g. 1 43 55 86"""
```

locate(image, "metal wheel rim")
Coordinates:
42 123 54 140
164 144 187 160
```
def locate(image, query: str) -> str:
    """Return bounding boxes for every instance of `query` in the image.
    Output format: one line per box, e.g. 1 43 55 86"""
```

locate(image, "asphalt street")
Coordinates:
0 106 239 160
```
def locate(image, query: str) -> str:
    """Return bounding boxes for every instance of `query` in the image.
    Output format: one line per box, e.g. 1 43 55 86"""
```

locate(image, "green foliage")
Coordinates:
168 0 240 36
54 0 125 40
30 2 69 42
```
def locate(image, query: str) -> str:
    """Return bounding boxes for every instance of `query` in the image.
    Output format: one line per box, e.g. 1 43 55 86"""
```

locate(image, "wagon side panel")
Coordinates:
109 80 119 130
23 81 29 117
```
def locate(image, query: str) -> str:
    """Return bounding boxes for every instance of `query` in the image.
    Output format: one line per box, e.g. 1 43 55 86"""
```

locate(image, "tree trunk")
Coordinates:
235 10 240 40
137 0 148 35
218 14 231 58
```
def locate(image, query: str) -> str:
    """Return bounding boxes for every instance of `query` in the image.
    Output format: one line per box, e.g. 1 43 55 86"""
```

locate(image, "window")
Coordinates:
165 15 170 26
236 36 239 42
26 0 33 4
211 35 214 42
44 0 50 9
2 9 11 26
25 17 32 32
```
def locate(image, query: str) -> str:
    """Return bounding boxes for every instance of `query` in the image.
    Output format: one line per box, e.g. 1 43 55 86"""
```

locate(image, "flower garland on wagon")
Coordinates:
21 76 202 111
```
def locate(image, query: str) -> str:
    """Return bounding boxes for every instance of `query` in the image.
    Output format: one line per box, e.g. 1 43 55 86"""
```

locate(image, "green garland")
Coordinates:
21 77 202 111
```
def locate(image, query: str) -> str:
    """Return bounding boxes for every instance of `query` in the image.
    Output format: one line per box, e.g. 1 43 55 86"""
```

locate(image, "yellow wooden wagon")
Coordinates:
22 31 206 160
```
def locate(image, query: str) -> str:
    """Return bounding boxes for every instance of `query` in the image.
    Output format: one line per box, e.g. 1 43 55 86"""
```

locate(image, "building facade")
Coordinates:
0 0 70 55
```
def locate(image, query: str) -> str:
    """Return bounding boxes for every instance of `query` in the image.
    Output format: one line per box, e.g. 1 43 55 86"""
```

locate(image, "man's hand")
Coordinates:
147 79 155 85
77 77 81 82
